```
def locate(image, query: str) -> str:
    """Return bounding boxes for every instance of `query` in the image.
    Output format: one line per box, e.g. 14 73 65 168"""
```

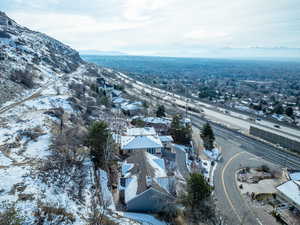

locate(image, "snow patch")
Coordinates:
145 153 167 178
99 170 116 210
125 175 138 203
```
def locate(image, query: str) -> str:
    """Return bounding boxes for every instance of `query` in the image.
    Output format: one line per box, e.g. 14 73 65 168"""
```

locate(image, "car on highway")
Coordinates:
274 124 281 128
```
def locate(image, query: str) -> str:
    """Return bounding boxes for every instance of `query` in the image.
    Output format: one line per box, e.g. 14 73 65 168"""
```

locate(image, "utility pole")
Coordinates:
185 86 188 119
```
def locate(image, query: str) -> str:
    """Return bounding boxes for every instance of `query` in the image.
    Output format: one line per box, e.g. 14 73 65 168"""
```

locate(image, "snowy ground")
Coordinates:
122 212 167 225
204 148 221 161
0 67 88 223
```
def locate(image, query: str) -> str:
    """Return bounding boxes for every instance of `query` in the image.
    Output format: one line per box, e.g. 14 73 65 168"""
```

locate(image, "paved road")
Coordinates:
190 115 300 225
213 137 279 225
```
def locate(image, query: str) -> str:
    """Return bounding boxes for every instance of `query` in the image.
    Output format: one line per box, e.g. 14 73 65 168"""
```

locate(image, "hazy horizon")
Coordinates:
1 0 300 58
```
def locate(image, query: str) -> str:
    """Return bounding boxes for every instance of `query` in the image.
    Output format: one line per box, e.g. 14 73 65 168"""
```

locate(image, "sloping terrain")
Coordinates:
0 11 142 225
0 11 82 105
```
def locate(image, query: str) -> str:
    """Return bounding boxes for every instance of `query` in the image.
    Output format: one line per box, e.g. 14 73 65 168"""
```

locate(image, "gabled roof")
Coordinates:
126 187 175 213
125 127 156 136
289 172 300 181
121 135 163 150
277 180 300 206
122 151 170 203
112 90 122 96
121 102 143 111
159 135 174 143
112 97 127 104
142 117 171 125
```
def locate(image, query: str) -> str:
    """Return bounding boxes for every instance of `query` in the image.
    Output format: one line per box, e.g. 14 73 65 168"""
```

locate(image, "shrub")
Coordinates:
34 201 75 224
259 165 270 173
10 69 34 88
18 193 35 201
131 119 146 127
0 202 25 225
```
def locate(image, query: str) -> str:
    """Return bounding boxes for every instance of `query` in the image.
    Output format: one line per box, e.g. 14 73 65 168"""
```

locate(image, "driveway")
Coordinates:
174 144 190 179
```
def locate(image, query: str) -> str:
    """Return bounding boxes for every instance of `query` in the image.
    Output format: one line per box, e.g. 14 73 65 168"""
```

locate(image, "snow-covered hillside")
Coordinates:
0 11 147 225
0 11 82 105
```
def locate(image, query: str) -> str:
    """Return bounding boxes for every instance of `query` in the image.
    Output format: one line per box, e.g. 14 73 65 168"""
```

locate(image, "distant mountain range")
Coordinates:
79 50 128 56
149 47 300 60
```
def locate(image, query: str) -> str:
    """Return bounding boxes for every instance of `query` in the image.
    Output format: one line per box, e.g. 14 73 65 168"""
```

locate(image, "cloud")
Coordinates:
184 30 229 41
11 12 146 33
122 0 174 21
2 0 300 56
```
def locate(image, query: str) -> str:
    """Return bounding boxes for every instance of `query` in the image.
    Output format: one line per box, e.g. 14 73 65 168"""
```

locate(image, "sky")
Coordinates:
1 0 300 57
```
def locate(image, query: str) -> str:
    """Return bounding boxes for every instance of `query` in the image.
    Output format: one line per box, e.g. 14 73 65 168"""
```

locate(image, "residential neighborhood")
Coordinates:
98 76 300 225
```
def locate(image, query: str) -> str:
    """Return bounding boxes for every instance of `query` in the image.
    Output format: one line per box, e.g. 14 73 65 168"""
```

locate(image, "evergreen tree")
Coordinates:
285 107 294 118
200 122 215 150
170 115 192 145
273 104 284 115
87 121 111 167
183 173 212 209
180 173 221 225
156 105 166 117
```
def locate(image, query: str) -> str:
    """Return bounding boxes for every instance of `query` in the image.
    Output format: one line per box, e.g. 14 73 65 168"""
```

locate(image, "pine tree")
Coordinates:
200 122 215 150
285 107 294 118
156 105 166 117
87 121 111 168
184 173 212 209
170 115 192 145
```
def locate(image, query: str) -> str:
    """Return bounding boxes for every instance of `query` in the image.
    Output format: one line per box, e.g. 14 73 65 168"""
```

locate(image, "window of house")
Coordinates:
147 148 156 154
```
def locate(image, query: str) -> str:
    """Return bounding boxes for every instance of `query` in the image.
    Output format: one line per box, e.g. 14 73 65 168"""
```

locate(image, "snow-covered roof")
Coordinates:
181 118 191 124
125 127 156 136
156 177 175 193
121 135 163 150
289 172 300 181
159 135 174 143
142 117 171 125
112 97 127 104
204 148 221 160
121 103 142 111
112 90 122 96
122 151 169 203
145 153 167 177
277 180 300 206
